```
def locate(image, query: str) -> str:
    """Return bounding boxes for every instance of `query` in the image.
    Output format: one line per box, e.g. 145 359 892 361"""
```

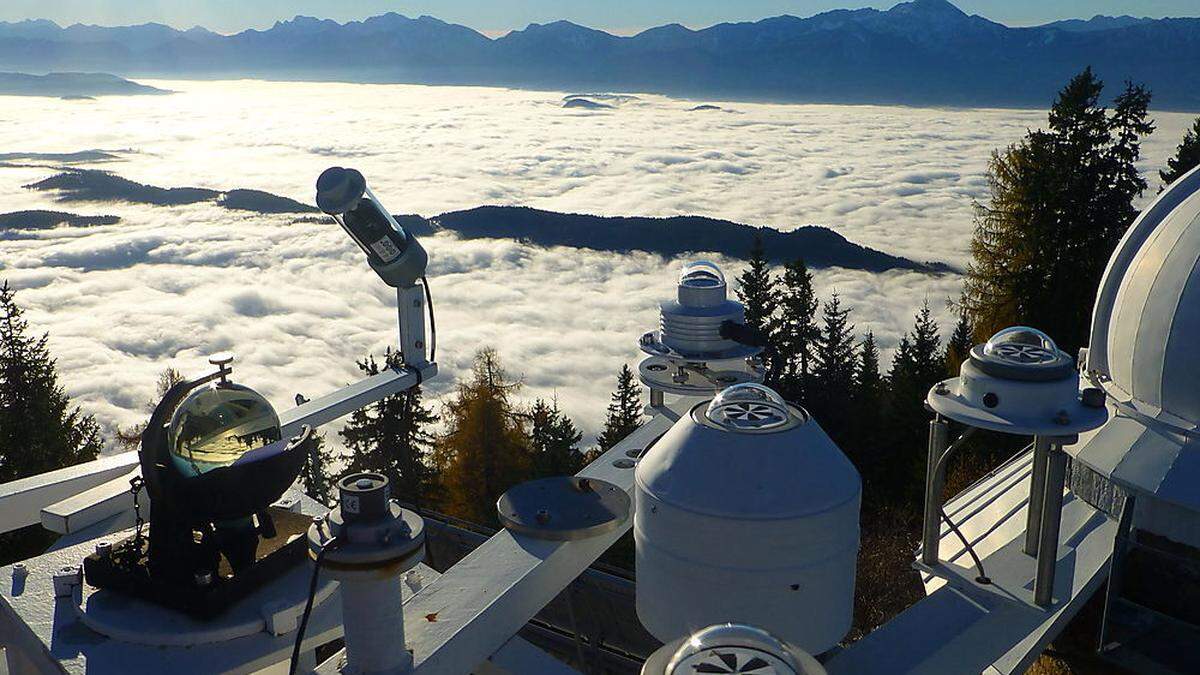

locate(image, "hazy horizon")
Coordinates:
1 0 1196 36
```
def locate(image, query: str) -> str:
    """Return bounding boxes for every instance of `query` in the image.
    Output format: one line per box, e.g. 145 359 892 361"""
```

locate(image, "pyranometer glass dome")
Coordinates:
168 383 281 477
667 624 803 675
679 260 725 288
982 326 1059 365
707 383 791 430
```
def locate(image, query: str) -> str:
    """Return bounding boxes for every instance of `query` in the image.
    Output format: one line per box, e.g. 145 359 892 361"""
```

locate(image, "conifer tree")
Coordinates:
777 257 820 401
432 347 530 525
0 282 102 483
298 432 336 507
883 302 943 499
962 68 1154 354
595 364 642 453
943 312 974 376
529 398 584 477
810 294 857 443
735 237 780 380
1160 116 1200 190
847 331 883 469
340 348 438 507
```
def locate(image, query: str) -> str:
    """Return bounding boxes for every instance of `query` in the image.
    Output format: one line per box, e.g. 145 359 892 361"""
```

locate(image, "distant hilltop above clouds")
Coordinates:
0 0 1198 109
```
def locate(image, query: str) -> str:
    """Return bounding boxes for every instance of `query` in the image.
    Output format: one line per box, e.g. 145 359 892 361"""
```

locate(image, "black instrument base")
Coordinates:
82 507 311 620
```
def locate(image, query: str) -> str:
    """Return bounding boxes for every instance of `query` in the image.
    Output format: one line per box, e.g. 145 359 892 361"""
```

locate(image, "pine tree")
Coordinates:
0 282 102 483
340 348 438 507
529 398 584 477
882 302 944 500
735 237 780 380
595 364 643 453
809 294 857 443
777 257 820 401
961 69 1154 355
432 347 531 525
847 331 883 470
943 312 974 376
1160 116 1200 190
298 432 336 507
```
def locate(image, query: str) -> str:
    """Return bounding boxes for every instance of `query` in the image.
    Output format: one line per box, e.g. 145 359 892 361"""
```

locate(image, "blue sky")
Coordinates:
0 1 1195 35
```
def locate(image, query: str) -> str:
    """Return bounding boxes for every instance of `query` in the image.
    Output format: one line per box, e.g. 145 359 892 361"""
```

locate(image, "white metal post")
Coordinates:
921 416 950 566
1033 444 1068 607
1023 436 1052 556
337 571 412 674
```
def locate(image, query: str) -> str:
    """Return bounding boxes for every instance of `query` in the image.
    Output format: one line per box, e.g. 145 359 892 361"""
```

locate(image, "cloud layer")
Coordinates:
1 81 1194 446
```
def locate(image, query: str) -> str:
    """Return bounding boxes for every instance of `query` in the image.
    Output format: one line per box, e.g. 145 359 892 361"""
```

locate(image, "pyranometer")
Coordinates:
639 261 766 398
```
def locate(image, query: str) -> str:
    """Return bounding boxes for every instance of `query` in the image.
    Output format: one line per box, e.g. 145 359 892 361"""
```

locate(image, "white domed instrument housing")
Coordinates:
634 384 861 654
1073 164 1200 512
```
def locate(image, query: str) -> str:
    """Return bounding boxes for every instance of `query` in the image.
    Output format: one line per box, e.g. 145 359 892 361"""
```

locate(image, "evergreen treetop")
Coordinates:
735 237 779 340
777 257 820 400
1160 116 1200 190
962 68 1154 354
340 347 438 507
595 364 642 453
0 281 102 483
529 398 584 477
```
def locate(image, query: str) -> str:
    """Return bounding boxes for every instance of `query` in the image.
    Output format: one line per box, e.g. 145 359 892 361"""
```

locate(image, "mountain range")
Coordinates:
0 0 1198 108
12 169 948 273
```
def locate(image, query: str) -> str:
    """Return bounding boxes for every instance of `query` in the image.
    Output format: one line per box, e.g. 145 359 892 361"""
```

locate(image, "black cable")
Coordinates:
421 275 436 362
927 426 994 585
290 536 339 675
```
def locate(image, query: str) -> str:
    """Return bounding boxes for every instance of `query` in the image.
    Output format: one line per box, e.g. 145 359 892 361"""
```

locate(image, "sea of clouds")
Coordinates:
0 80 1194 447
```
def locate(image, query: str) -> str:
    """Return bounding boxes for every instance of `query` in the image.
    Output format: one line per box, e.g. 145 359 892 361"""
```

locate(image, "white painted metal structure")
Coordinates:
6 157 1200 675
635 384 860 655
1075 164 1200 513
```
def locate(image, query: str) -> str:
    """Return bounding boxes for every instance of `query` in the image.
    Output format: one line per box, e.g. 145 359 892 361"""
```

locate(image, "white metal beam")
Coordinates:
0 452 138 536
400 402 688 675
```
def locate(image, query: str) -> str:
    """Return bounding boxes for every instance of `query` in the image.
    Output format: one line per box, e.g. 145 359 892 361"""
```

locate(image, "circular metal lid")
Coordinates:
706 383 793 431
497 476 630 540
638 356 763 397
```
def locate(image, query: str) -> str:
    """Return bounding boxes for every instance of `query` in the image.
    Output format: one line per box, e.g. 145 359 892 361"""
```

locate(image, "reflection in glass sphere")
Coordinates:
167 383 281 477
982 326 1059 365
679 260 726 288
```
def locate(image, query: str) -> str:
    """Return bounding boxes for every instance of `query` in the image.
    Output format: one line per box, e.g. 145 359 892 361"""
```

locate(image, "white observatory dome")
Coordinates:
1074 165 1200 509
634 384 861 654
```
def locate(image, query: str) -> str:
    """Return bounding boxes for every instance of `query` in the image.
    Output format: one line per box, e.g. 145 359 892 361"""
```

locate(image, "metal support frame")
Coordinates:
921 416 950 566
1033 446 1068 607
1098 494 1136 654
397 284 428 369
1023 436 1052 556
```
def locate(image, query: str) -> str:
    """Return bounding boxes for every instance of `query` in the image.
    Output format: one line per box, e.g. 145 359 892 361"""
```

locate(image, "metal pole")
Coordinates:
649 388 664 409
339 572 412 674
1024 436 1052 556
1033 445 1068 608
921 416 950 566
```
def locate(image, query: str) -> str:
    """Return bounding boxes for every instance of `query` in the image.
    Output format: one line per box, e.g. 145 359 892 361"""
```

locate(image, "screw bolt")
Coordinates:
95 541 112 557
934 382 950 395
535 509 551 525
